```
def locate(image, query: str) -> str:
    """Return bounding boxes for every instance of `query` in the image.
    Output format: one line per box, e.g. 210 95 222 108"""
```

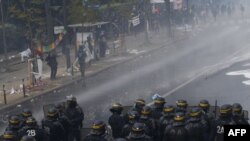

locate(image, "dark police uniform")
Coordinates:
210 104 236 141
65 97 84 141
163 113 189 141
17 117 48 141
109 103 126 139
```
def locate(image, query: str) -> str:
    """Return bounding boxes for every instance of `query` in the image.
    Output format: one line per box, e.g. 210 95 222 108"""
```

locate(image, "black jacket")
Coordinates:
163 121 189 141
126 133 153 141
65 105 84 131
109 113 126 138
210 116 236 141
42 118 65 141
185 117 207 141
83 134 108 141
17 126 48 141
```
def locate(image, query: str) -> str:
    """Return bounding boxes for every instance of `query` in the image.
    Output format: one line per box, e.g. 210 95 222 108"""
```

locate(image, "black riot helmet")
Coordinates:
176 100 188 108
20 135 36 141
21 109 32 118
174 112 185 122
9 115 21 128
153 97 166 108
55 102 65 113
199 99 210 112
91 120 106 136
128 110 139 123
110 103 123 114
162 105 175 116
25 117 37 127
141 106 152 119
47 107 59 119
134 99 145 109
66 95 77 108
3 130 15 141
131 122 145 135
232 103 243 116
176 100 188 113
220 104 233 117
189 107 202 118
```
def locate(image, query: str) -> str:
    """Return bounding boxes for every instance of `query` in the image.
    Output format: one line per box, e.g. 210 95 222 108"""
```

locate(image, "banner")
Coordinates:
130 15 140 27
38 31 66 53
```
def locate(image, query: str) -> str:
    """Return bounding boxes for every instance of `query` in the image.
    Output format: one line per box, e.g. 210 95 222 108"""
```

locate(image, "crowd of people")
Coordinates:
1 95 249 141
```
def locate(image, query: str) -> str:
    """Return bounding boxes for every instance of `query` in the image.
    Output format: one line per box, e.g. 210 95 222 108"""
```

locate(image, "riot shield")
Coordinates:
43 104 55 117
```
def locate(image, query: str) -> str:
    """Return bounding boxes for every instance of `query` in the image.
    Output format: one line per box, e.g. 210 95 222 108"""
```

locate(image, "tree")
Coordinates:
68 0 100 24
8 0 46 49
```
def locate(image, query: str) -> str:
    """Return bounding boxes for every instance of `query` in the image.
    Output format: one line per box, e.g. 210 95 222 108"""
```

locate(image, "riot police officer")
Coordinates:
151 97 166 120
2 130 16 141
176 100 188 114
42 107 66 141
131 99 146 116
20 135 36 141
158 105 175 141
55 103 70 140
139 106 157 139
198 99 215 139
126 122 153 141
232 103 249 125
109 103 126 139
83 120 109 141
121 111 140 137
185 107 207 141
5 115 21 135
19 109 32 127
64 96 84 141
210 104 236 141
17 117 48 141
163 112 189 141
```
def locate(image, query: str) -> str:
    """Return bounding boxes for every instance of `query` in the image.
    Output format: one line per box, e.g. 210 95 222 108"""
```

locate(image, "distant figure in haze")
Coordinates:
87 36 93 54
227 5 232 17
77 44 87 87
99 32 107 58
45 50 57 80
240 4 245 18
212 5 218 21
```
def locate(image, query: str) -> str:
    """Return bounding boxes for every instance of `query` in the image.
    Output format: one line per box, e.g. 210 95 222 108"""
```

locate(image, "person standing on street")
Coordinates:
210 104 236 141
45 50 58 80
108 103 126 139
99 32 107 58
65 96 84 141
77 44 87 87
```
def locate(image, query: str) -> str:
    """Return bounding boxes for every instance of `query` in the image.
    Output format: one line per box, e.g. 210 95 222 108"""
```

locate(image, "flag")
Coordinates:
41 31 66 53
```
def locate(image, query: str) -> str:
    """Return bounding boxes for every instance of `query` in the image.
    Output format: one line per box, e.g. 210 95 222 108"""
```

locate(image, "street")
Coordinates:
166 59 250 110
1 20 250 134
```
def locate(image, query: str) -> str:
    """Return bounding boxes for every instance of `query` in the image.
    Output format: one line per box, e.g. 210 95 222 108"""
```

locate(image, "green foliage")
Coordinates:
68 0 100 24
8 0 46 42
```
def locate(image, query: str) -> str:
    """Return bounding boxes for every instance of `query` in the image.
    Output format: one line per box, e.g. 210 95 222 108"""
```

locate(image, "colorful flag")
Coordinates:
41 31 66 53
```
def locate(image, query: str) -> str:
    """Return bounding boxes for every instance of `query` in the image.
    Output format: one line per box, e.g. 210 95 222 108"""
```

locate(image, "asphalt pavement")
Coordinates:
1 18 250 134
165 59 250 110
